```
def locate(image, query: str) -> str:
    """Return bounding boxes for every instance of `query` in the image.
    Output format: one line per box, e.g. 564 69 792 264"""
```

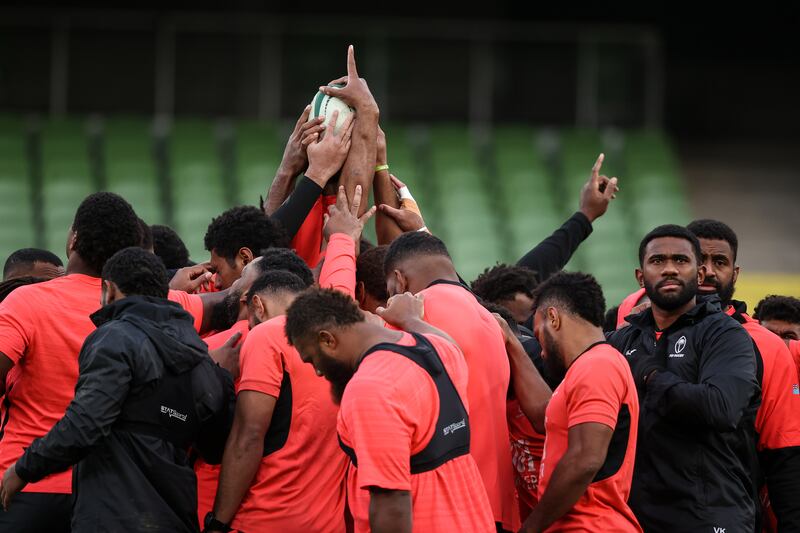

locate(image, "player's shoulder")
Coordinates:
570 343 629 382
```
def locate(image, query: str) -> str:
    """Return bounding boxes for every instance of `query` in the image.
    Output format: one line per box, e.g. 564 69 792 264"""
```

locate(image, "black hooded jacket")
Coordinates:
606 295 760 533
15 296 235 533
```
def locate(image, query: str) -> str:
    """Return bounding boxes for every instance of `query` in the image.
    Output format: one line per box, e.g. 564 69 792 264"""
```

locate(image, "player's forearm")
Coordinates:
373 170 403 244
212 431 263 523
523 450 598 532
264 167 298 215
340 109 379 216
507 341 551 432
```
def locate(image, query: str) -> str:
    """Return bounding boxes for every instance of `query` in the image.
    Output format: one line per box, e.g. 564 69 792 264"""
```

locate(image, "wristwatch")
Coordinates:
203 512 233 532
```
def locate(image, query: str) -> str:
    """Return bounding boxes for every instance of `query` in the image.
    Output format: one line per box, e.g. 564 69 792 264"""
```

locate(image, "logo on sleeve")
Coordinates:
669 336 687 358
793 384 799 396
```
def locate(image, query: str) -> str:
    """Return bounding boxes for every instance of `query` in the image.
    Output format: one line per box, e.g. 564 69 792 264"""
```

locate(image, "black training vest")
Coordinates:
338 333 470 474
114 365 200 450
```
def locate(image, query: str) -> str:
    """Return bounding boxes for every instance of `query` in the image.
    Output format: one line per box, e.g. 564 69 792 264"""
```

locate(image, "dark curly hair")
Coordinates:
72 192 141 275
383 231 451 276
532 271 606 327
3 248 63 280
246 270 307 307
638 224 702 267
753 295 800 324
151 224 191 269
285 288 364 346
204 206 290 264
471 264 538 304
480 299 520 336
137 218 153 251
101 247 169 298
255 248 314 288
687 219 739 261
356 245 389 302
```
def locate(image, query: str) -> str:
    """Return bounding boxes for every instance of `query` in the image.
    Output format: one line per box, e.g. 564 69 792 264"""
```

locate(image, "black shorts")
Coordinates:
0 492 71 532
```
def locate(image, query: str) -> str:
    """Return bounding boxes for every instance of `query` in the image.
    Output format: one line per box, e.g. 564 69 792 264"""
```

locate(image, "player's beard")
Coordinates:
644 275 698 312
541 328 567 386
700 277 736 308
209 289 241 331
317 354 356 405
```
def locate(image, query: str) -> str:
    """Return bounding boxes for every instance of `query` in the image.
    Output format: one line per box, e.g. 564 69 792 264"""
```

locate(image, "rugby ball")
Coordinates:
309 84 354 135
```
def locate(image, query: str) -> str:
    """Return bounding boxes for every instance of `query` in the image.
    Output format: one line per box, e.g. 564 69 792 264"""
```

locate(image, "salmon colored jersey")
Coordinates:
616 288 647 328
291 194 337 269
418 281 519 530
195 319 250 524
338 332 495 533
319 234 357 299
539 342 641 532
790 340 800 382
0 274 203 494
507 398 544 519
230 315 347 532
726 309 800 450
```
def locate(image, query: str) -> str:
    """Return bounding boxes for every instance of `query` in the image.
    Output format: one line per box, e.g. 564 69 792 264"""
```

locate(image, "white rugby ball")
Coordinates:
309 85 354 135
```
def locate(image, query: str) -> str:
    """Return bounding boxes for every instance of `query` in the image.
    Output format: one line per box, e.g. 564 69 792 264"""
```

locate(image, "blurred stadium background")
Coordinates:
1 5 797 307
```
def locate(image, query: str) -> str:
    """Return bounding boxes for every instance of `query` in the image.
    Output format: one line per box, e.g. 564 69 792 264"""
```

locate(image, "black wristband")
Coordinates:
203 512 232 532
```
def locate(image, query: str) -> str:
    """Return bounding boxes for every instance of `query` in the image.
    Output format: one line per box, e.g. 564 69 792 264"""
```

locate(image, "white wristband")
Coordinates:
398 186 414 201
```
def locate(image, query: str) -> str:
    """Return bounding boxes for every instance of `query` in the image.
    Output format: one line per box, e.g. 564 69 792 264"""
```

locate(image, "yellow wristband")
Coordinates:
375 164 389 172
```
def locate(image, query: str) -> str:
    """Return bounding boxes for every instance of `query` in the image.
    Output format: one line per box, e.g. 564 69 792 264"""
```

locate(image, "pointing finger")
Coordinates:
591 153 604 183
346 45 359 80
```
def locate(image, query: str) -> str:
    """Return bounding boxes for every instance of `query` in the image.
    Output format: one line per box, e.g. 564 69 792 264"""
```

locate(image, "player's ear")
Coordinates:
697 264 706 286
355 281 367 306
547 307 560 331
318 330 337 352
732 265 740 286
635 268 644 288
238 247 254 267
251 294 267 323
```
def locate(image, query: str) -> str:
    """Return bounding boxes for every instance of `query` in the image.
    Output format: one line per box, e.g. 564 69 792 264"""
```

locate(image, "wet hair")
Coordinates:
151 225 191 269
638 224 703 266
383 231 451 275
687 219 739 261
255 248 314 288
72 192 141 274
753 295 800 324
356 245 389 302
204 206 289 264
532 271 606 327
101 247 169 299
3 248 63 280
285 288 364 346
246 270 307 307
471 264 538 304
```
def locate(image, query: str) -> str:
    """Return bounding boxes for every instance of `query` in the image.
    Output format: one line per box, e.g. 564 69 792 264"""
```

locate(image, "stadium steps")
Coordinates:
102 117 164 225
0 115 36 256
40 118 93 254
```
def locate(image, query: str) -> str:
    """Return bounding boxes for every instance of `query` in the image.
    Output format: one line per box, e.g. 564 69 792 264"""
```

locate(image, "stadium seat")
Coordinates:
0 115 36 259
41 118 93 253
235 120 283 208
169 119 226 261
103 117 163 224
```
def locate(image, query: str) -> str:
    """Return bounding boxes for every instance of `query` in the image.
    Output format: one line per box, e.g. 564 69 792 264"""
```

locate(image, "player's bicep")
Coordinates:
0 352 14 395
232 390 277 440
567 422 614 472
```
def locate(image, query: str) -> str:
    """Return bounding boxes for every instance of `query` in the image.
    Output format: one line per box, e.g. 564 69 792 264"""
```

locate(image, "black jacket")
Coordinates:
607 296 760 533
16 296 235 533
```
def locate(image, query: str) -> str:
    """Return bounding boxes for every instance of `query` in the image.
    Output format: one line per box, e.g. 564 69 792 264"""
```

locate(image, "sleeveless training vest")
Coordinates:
338 333 470 474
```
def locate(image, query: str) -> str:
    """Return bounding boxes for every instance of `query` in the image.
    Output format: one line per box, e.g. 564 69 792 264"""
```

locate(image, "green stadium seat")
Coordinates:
170 119 225 261
41 118 93 253
0 115 36 258
103 117 163 224
236 120 283 208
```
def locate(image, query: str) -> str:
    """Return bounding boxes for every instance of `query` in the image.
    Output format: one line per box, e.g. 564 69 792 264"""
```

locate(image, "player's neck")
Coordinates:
652 298 696 331
409 257 459 291
66 254 99 278
352 323 405 363
563 323 606 368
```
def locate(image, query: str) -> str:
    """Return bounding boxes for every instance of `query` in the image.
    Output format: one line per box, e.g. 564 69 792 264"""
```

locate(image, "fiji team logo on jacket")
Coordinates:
669 336 687 358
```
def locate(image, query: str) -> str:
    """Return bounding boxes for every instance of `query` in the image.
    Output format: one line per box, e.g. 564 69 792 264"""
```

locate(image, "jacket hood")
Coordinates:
625 293 723 331
91 295 207 373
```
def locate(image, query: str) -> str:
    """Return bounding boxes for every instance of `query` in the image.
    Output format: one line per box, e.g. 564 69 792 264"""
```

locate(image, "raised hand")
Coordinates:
375 292 425 329
169 263 214 294
579 153 619 223
377 174 426 232
318 45 378 114
208 331 242 379
278 105 326 179
306 110 355 187
323 184 376 245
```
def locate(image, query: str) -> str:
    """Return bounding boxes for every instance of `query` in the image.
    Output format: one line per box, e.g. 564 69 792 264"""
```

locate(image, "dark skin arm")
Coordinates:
318 45 379 217
373 127 403 244
0 354 12 396
197 290 229 335
369 488 412 533
522 422 613 532
209 390 277 529
494 315 551 433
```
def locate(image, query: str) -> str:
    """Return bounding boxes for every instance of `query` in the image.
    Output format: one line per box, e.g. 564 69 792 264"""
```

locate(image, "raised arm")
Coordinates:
317 45 379 217
517 154 618 282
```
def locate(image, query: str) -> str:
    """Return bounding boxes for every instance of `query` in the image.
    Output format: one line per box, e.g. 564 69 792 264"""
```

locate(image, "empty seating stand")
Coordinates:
0 116 35 257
